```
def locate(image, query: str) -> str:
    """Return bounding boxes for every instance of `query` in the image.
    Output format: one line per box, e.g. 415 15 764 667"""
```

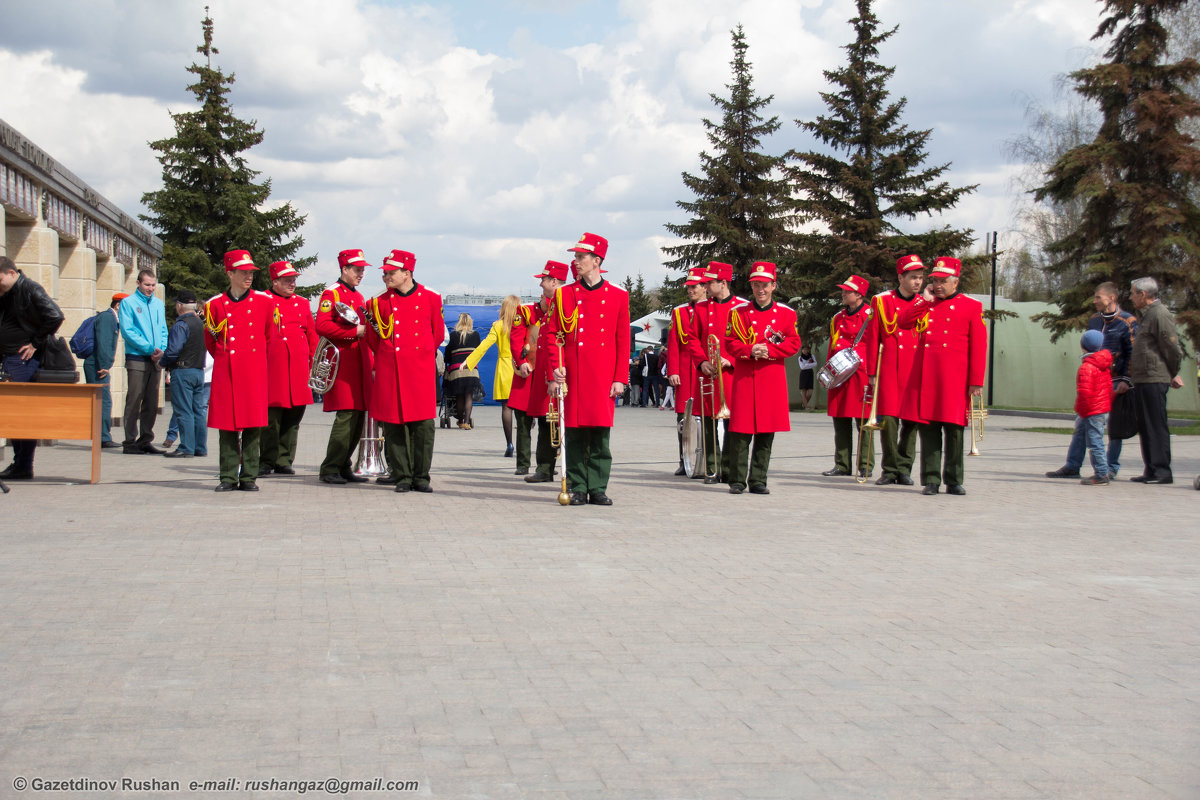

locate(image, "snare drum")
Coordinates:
817 348 861 390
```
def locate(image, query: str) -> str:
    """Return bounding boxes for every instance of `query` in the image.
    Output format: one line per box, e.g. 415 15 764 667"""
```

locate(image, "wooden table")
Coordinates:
0 382 103 483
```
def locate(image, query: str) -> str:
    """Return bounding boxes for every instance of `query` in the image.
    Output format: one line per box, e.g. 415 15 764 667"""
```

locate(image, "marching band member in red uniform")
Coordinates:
546 232 630 506
205 250 275 492
823 274 874 479
686 261 744 483
260 260 317 477
317 249 372 485
365 249 444 493
666 266 708 476
509 261 568 482
864 255 926 486
723 262 802 495
897 257 987 496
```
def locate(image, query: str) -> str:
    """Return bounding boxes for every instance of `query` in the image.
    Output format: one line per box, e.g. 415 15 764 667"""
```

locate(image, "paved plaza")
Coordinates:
1 405 1198 799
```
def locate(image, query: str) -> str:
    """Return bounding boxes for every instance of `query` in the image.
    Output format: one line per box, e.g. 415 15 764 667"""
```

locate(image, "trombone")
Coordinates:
855 343 884 484
700 334 730 482
547 331 571 504
968 393 987 456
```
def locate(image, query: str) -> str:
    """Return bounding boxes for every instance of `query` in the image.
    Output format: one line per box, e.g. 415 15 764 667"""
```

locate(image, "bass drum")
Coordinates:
818 348 861 390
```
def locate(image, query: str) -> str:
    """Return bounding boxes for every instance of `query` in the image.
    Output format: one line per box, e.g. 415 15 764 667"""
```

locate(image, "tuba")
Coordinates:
308 302 362 394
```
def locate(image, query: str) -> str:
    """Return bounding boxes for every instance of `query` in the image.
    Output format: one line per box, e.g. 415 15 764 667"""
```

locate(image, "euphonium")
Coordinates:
308 302 362 394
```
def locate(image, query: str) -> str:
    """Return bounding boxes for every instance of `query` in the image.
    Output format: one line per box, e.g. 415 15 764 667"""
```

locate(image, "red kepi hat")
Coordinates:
704 261 733 282
338 249 371 268
684 266 709 286
930 257 962 277
896 254 924 275
382 250 416 272
534 260 569 281
269 261 300 280
836 274 869 295
748 261 777 282
223 250 257 272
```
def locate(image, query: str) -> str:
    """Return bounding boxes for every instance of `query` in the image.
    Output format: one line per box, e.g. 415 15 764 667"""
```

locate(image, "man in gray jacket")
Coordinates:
1128 277 1184 484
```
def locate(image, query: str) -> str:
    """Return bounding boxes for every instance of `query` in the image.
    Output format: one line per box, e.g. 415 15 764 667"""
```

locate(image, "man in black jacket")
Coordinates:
0 256 66 479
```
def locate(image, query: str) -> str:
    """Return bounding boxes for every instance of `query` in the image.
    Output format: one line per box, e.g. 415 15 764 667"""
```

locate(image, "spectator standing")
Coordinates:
628 356 643 407
119 269 168 454
83 292 126 448
0 257 65 480
797 344 817 409
465 295 521 456
1072 330 1114 485
444 313 482 429
159 290 207 459
1046 281 1138 480
1128 277 1184 484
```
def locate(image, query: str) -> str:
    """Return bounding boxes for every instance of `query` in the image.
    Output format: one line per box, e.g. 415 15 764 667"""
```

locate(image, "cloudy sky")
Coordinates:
0 0 1104 297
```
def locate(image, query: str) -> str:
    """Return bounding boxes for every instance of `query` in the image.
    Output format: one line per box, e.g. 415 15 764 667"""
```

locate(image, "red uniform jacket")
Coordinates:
315 281 371 412
725 300 802 434
508 300 554 417
266 292 318 409
865 289 922 420
898 291 988 426
545 278 630 428
204 290 275 431
666 302 700 413
686 295 745 418
826 303 873 419
364 284 443 424
1076 349 1114 417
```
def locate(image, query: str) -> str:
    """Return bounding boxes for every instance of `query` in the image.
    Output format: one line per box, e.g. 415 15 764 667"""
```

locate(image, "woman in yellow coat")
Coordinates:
465 295 520 456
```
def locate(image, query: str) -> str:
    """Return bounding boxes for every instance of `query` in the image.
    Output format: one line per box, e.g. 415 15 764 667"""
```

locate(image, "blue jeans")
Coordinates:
168 371 209 455
83 360 113 443
2 355 39 469
1067 413 1109 477
1065 386 1123 476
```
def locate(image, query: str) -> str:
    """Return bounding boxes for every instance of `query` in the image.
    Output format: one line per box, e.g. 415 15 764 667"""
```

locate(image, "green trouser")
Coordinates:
564 426 611 494
833 416 875 475
218 427 262 484
879 415 919 480
724 431 775 490
382 419 436 488
320 409 365 478
919 421 965 487
514 410 557 475
700 417 731 479
260 405 307 470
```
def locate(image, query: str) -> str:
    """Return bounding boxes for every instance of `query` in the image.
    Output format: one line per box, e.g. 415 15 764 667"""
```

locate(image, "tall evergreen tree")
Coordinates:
1033 0 1200 343
141 9 312 303
663 25 791 299
622 274 654 320
785 0 975 335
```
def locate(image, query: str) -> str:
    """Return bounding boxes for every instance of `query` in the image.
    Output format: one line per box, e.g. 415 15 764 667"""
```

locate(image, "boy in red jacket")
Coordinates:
1073 329 1114 485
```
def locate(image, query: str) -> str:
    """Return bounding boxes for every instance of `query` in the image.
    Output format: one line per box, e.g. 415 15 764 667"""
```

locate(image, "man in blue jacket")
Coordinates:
83 292 126 449
119 270 168 454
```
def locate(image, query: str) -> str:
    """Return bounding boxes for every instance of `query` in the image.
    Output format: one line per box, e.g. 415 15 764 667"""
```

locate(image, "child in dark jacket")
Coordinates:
1075 329 1114 485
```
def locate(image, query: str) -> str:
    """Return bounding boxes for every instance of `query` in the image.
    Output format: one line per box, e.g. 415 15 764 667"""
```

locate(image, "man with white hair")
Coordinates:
1128 277 1184 484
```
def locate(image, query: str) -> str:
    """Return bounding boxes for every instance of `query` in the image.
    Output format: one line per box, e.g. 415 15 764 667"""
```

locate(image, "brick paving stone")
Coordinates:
1 406 1198 798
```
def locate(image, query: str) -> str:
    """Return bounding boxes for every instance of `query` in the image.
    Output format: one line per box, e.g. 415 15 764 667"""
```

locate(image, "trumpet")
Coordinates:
968 393 987 456
308 302 362 394
855 344 884 484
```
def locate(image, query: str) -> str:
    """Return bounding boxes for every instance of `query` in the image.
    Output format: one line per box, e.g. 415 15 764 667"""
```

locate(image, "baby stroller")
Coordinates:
439 391 458 429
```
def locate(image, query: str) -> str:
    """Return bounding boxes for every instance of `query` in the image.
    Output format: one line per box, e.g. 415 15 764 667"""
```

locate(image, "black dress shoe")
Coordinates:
273 465 296 475
1130 475 1150 483
214 482 237 492
140 444 165 455
0 464 33 480
376 475 399 485
749 484 770 495
1045 467 1082 479
514 467 529 476
946 484 966 495
673 465 687 476
728 485 744 495
122 445 144 454
257 466 274 477
703 476 721 485
922 483 939 495
524 471 552 483
896 475 914 486
413 484 433 493
875 474 897 486
101 441 121 449
822 467 850 477
239 480 259 492
319 474 347 485
164 450 193 459
341 472 369 483
587 492 613 505
1141 477 1173 485
568 492 587 505
394 483 412 493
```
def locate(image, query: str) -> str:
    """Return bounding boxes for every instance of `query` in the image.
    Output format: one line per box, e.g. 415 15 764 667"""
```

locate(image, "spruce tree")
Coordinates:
141 9 312 303
1033 0 1200 343
785 0 975 333
663 25 791 299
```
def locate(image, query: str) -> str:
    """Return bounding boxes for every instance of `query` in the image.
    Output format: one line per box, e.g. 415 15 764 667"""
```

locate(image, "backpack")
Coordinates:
69 313 99 358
